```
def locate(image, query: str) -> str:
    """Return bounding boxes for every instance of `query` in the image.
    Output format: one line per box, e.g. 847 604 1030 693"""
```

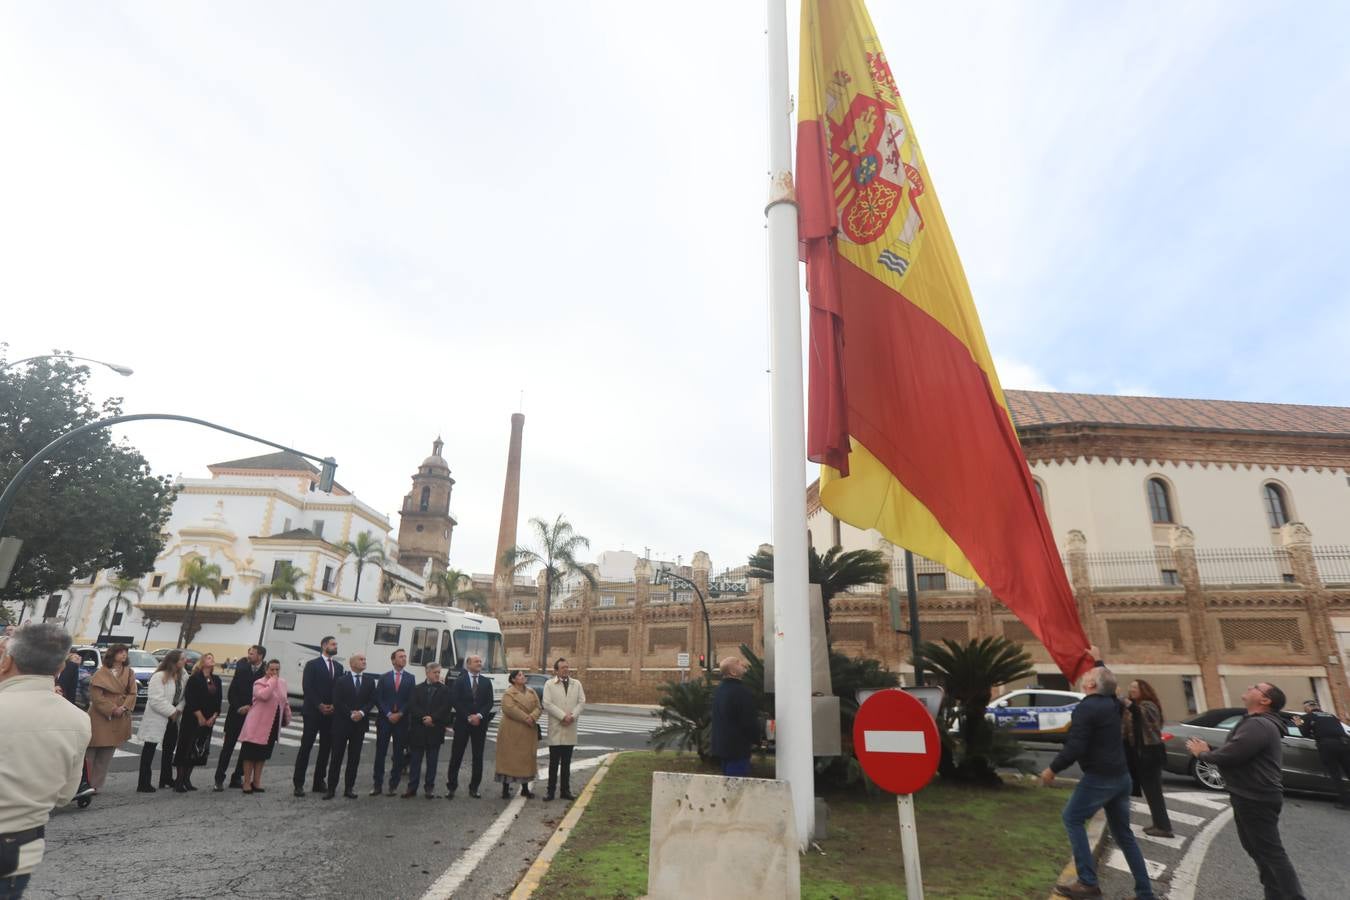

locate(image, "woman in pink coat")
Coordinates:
237 660 291 793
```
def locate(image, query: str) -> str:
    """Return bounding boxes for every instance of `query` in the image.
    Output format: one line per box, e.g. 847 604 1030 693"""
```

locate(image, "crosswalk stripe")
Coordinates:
1135 802 1205 826
1106 848 1167 879
1161 791 1229 811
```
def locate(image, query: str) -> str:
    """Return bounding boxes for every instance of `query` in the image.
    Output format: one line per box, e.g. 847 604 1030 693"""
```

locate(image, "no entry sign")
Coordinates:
853 688 941 795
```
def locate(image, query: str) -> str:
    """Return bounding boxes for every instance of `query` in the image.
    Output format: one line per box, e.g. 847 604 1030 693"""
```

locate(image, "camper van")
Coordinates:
264 600 509 706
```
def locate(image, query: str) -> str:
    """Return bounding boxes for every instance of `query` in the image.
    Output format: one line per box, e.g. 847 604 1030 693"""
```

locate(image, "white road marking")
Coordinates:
862 730 926 754
418 754 607 900
1135 802 1205 826
1162 791 1230 811
1166 806 1235 900
1106 848 1167 879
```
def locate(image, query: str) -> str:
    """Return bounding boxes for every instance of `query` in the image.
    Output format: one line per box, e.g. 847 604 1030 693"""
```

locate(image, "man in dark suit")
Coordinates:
445 653 495 799
323 652 377 800
293 635 343 798
215 644 265 790
371 648 416 796
403 661 453 798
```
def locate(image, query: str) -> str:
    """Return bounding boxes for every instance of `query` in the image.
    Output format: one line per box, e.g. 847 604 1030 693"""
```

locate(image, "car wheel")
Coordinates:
1192 758 1226 791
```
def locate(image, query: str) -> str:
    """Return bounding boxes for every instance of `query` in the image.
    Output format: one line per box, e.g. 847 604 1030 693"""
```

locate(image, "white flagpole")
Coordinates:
765 0 815 849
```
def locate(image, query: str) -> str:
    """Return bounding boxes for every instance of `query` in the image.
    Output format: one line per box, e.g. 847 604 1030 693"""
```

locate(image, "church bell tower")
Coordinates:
396 436 456 581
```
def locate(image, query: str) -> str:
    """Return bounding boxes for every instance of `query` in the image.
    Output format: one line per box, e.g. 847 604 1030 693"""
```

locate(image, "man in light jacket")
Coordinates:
0 624 91 898
542 657 586 802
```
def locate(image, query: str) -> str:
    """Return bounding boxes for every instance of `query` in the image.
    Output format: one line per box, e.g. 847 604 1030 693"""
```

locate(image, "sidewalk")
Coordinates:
584 702 658 716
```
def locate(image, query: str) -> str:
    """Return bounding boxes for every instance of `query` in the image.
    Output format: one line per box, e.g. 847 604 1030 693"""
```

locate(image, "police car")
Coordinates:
986 688 1085 741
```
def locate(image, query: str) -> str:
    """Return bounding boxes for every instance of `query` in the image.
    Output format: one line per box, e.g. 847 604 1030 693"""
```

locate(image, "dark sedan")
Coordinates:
1162 707 1347 796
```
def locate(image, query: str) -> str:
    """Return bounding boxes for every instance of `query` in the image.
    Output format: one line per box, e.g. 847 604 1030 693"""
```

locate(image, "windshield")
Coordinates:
453 630 506 673
126 650 158 668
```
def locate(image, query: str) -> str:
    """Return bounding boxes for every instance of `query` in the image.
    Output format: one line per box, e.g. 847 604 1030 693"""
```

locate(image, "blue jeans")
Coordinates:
1061 772 1155 899
721 757 751 777
405 744 441 792
0 874 30 900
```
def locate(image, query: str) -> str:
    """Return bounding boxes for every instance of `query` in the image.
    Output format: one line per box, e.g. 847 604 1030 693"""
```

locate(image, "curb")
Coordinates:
510 751 620 899
1046 809 1107 900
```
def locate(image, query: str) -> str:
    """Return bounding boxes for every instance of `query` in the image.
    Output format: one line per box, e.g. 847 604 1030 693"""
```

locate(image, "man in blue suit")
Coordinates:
371 647 415 796
445 653 495 799
294 635 343 798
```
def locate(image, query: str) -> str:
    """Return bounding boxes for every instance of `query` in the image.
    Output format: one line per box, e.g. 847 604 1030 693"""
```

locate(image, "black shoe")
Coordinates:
543 793 554 802
521 787 535 799
387 787 400 796
561 791 576 801
469 789 482 799
137 785 156 793
425 790 435 799
173 784 189 794
401 789 418 799
213 781 224 793
370 787 384 796
228 778 244 789
502 784 512 799
344 791 359 799
322 790 336 800
184 781 198 792
159 778 174 789
313 782 328 794
294 787 306 798
252 787 266 793
75 784 96 800
445 791 456 800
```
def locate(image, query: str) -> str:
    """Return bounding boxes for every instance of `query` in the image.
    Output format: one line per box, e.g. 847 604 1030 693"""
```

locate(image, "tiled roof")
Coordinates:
208 451 318 474
1005 390 1350 437
253 528 326 542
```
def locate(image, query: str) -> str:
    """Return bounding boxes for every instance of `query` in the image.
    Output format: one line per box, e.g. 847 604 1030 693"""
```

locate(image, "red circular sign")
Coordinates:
852 689 941 795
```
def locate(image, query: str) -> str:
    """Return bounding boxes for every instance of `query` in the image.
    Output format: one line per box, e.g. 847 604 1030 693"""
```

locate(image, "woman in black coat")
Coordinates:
173 652 223 792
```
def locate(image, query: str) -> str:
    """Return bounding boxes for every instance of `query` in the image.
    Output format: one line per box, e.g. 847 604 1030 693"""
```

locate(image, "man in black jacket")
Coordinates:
1187 683 1306 899
324 652 377 800
710 656 758 777
403 662 452 799
214 644 264 791
1040 661 1155 900
294 636 344 797
1293 699 1350 810
445 654 494 799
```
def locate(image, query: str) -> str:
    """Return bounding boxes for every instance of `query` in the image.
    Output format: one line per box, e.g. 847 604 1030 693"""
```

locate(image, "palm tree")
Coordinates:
917 636 1035 783
650 677 716 761
94 574 144 638
502 515 596 671
428 568 488 612
747 544 890 634
159 557 224 649
249 561 312 645
336 531 386 602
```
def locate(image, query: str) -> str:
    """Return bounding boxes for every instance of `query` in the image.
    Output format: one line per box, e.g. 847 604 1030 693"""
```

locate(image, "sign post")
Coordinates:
852 688 942 899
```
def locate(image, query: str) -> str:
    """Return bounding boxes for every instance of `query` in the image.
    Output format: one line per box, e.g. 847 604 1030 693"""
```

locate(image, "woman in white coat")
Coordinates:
137 650 186 792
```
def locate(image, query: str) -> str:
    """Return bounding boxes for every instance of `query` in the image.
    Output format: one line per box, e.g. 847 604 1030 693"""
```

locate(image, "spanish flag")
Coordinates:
798 0 1092 681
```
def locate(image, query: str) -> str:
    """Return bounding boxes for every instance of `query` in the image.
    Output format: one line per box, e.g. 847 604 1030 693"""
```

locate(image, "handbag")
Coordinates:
189 728 212 766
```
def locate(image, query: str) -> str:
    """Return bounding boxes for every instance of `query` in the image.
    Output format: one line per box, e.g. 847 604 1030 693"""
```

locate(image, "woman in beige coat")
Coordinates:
494 670 541 799
85 644 138 791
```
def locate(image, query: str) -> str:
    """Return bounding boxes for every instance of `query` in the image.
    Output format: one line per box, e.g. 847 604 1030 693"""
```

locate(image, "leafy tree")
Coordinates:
917 636 1035 784
747 544 889 634
650 677 715 761
502 515 596 671
159 557 223 649
94 573 144 637
335 531 385 602
249 561 312 644
428 567 487 612
0 350 176 605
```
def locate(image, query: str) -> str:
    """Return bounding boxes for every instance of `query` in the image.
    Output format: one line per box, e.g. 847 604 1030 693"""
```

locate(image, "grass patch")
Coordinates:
536 752 1069 899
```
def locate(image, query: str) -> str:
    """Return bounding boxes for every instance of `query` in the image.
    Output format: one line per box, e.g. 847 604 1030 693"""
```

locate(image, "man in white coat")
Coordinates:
542 657 586 802
0 623 90 898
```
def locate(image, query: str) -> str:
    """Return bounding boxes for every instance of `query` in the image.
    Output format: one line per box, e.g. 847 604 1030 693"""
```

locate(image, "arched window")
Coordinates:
1146 478 1174 524
1263 483 1291 529
419 486 431 512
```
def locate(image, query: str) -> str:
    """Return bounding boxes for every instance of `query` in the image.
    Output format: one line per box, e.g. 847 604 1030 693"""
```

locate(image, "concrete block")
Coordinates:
648 772 801 899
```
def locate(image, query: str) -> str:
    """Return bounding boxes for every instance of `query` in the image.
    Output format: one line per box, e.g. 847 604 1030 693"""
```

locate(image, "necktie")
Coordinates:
562 678 569 692
395 671 402 692
471 675 478 694
325 658 332 677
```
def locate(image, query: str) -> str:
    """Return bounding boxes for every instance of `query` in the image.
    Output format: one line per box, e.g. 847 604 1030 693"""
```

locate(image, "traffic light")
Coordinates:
318 457 337 492
699 653 705 668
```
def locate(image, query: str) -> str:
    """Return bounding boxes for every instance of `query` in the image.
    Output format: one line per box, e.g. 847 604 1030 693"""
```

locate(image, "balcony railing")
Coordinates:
1085 549 1178 589
1195 547 1293 586
1312 545 1350 585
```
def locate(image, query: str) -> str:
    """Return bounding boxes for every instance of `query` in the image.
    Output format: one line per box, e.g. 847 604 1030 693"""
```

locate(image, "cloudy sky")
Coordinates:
4 2 1348 576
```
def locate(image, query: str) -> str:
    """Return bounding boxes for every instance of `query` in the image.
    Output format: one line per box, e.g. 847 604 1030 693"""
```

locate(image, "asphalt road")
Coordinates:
29 705 661 900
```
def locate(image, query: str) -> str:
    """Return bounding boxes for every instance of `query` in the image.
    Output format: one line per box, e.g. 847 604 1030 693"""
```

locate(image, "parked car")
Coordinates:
1161 707 1348 796
73 645 159 710
525 673 550 705
152 647 201 672
985 688 1086 741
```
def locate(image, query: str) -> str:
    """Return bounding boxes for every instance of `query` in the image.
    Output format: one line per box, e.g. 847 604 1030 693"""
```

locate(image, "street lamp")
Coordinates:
2 354 134 376
659 568 715 676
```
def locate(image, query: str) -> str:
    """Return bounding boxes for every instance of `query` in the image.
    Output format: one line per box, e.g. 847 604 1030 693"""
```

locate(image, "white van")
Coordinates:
263 600 509 706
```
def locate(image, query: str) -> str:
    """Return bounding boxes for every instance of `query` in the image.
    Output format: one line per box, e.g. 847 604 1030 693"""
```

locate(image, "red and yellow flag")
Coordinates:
798 0 1092 680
